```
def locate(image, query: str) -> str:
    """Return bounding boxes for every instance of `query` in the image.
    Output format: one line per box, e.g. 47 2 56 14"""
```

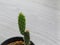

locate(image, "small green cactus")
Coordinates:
24 30 30 45
18 12 26 35
18 12 30 45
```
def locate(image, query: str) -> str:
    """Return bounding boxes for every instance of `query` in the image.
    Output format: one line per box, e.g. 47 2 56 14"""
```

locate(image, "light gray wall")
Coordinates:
0 0 60 45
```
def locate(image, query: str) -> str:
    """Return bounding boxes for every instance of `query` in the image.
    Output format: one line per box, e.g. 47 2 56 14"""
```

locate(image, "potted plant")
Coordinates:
1 12 34 45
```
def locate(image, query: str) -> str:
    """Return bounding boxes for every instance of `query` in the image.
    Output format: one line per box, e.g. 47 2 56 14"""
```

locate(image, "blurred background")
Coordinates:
0 0 60 45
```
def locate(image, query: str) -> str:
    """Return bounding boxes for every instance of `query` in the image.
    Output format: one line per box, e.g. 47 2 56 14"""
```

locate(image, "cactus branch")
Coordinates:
18 12 26 35
24 30 30 45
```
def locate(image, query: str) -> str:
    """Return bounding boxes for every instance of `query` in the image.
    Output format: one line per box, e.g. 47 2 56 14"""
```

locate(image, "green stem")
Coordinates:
24 30 30 45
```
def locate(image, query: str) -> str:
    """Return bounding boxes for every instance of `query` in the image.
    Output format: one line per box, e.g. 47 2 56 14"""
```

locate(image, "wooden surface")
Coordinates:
0 0 60 45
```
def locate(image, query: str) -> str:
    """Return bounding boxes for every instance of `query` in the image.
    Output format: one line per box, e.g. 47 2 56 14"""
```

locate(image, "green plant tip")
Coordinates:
18 12 26 35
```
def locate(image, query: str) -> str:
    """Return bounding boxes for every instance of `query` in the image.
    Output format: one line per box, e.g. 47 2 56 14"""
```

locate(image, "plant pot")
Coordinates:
1 37 34 45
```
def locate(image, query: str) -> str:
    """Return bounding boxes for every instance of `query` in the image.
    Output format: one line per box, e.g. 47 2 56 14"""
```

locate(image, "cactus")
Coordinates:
18 12 30 45
24 30 30 45
18 12 26 35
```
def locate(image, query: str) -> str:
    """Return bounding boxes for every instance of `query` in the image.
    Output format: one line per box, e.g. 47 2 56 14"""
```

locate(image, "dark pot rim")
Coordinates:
1 36 34 45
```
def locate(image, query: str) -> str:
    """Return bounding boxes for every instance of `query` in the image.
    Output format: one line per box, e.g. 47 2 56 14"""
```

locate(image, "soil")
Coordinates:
8 41 24 45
